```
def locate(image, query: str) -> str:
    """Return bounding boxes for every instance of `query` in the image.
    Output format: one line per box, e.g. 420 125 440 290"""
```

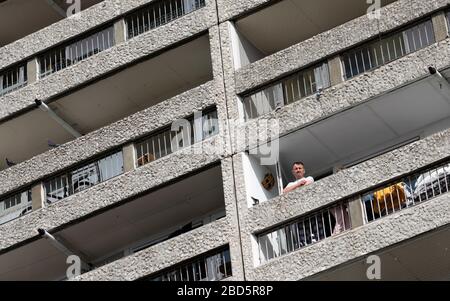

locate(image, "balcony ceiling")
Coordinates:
0 165 224 280
235 0 397 56
0 34 212 171
0 0 103 47
277 68 450 182
308 225 450 281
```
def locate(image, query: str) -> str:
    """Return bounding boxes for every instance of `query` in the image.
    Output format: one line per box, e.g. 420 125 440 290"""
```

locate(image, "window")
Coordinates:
362 159 450 223
342 19 435 79
258 201 350 263
0 190 32 225
44 151 123 204
143 247 232 281
242 62 330 120
0 64 27 97
135 108 219 167
39 26 115 78
126 0 206 39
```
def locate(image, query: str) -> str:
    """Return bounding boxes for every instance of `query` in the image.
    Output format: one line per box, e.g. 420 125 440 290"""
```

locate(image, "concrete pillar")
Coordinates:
122 143 136 173
348 195 365 229
114 18 127 44
27 58 39 84
328 56 344 86
31 183 45 210
432 11 449 42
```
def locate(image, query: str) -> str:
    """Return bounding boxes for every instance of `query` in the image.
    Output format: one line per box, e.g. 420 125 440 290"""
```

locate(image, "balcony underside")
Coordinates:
0 164 225 281
234 0 397 64
279 69 450 180
0 34 213 171
307 224 450 281
246 68 450 204
0 0 103 47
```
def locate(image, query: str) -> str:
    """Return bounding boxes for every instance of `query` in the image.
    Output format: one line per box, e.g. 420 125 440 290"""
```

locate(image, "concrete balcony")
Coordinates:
232 123 450 279
231 0 448 95
0 33 214 172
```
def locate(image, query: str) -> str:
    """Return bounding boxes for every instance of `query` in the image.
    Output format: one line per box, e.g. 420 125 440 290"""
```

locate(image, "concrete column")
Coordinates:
432 11 449 42
328 56 344 86
114 18 127 44
31 183 45 210
122 143 136 173
27 58 39 84
348 195 365 229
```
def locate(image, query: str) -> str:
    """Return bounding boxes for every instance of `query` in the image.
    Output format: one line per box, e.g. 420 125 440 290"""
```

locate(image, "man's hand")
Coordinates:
297 179 307 187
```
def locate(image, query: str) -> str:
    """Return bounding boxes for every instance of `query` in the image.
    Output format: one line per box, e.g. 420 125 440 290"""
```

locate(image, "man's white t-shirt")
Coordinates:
285 176 315 189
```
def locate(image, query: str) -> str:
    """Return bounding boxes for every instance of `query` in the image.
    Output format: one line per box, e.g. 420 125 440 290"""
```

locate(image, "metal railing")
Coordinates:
362 159 450 223
242 62 330 120
257 201 351 264
0 190 32 226
135 109 219 167
342 19 435 79
0 64 27 97
44 151 123 204
145 247 232 281
38 25 115 78
126 0 206 39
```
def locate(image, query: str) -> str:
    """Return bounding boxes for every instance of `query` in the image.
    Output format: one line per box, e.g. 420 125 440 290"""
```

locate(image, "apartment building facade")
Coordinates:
0 0 449 281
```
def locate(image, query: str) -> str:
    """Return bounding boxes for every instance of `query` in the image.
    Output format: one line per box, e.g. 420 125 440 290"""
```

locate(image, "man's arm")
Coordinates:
283 179 306 194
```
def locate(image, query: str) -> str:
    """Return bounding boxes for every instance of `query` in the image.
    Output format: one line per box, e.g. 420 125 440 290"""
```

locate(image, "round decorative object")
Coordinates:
261 173 275 191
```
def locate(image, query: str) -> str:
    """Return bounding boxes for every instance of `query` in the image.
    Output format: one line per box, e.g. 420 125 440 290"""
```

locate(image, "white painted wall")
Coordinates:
243 154 279 207
228 22 264 70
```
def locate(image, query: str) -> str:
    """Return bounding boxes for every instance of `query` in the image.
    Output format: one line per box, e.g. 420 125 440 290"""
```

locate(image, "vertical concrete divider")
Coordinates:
122 143 136 173
31 183 45 210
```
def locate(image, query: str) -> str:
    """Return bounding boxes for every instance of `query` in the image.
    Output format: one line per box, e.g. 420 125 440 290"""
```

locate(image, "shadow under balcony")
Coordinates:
0 164 225 281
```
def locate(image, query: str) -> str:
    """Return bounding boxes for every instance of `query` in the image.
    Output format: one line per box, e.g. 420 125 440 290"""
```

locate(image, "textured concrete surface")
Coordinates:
75 218 231 281
0 79 224 198
1 0 450 281
248 192 450 280
233 39 450 154
233 0 450 94
75 158 244 281
216 0 275 22
0 8 216 121
234 128 450 275
0 0 216 70
0 135 227 252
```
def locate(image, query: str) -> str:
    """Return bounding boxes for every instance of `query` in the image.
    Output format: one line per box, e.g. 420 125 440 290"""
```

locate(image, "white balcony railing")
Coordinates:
38 26 115 79
144 246 232 281
257 201 351 264
342 18 435 80
44 151 123 204
135 108 219 167
0 64 27 97
242 62 330 120
0 190 32 226
362 159 450 223
126 0 206 40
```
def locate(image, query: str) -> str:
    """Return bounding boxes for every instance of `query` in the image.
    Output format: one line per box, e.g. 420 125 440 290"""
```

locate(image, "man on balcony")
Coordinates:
283 162 314 194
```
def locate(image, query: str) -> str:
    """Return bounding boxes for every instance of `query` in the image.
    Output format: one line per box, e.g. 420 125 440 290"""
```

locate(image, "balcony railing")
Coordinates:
38 25 115 79
0 190 32 226
257 201 351 264
143 246 232 281
342 18 435 79
44 150 123 204
242 62 330 120
125 0 206 40
135 108 219 167
362 159 450 223
0 64 27 97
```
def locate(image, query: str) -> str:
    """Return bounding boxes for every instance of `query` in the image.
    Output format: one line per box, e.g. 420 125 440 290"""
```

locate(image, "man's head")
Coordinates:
291 162 306 180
